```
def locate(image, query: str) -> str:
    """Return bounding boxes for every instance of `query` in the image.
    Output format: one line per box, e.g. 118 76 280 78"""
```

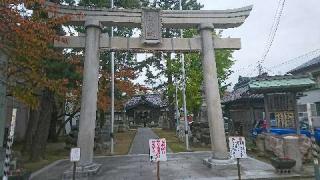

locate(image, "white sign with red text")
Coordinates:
149 138 167 162
228 136 247 159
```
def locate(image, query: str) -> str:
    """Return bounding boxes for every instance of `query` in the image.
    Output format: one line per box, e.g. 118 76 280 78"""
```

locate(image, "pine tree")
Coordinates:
137 0 203 129
138 1 234 125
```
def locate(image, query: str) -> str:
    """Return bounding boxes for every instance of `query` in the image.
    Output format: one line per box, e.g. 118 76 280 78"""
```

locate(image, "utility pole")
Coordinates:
175 78 180 133
110 0 115 154
307 103 320 180
258 63 263 75
179 0 189 151
0 51 7 174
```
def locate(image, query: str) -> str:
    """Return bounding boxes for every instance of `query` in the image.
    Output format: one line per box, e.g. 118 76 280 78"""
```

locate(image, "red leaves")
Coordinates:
97 67 143 112
0 0 71 108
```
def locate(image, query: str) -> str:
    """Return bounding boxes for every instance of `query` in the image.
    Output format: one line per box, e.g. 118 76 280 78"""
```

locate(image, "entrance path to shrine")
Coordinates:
129 128 172 154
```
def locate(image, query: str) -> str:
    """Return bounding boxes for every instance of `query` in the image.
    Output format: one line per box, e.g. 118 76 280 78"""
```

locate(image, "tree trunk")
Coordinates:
48 100 58 142
24 89 54 161
23 108 40 155
31 89 54 161
99 110 105 129
166 52 175 130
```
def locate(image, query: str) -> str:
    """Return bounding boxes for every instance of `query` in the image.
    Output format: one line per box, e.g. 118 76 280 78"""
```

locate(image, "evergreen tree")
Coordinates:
138 1 234 126
137 0 203 129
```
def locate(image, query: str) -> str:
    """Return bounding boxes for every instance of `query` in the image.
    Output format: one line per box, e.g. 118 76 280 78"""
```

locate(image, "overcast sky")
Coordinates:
197 0 320 87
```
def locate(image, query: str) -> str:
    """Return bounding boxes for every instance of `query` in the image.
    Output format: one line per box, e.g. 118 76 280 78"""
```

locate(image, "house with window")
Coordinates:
288 55 320 126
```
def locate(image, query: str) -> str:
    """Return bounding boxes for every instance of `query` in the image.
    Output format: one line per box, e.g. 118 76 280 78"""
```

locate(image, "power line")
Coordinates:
233 0 287 77
267 48 320 70
264 0 283 50
245 67 259 77
259 0 286 65
233 63 256 73
234 48 320 77
263 66 277 75
238 48 320 77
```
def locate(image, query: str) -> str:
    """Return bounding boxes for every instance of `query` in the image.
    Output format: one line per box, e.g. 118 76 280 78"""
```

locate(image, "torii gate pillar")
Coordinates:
199 23 229 159
77 19 102 169
46 2 252 175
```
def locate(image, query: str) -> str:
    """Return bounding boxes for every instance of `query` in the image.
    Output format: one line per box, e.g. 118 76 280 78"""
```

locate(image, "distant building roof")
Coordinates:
221 86 263 104
289 55 320 74
249 75 315 93
222 74 315 104
222 76 264 104
125 94 167 110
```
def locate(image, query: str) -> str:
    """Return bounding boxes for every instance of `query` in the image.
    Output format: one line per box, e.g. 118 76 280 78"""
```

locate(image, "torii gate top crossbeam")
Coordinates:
47 2 252 29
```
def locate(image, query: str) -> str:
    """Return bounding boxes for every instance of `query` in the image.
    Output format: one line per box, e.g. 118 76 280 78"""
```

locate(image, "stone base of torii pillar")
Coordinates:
203 158 237 169
62 164 102 179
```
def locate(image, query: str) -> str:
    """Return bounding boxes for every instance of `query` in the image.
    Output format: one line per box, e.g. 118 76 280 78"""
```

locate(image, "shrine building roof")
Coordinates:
222 85 263 104
125 94 167 110
249 75 315 93
222 74 315 104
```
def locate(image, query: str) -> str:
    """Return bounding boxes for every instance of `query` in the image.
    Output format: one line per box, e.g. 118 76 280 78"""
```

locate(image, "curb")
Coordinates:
29 159 67 180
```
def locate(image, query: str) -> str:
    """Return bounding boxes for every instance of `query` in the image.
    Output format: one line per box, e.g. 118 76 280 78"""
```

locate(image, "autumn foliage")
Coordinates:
0 0 72 107
1 0 143 111
98 67 139 111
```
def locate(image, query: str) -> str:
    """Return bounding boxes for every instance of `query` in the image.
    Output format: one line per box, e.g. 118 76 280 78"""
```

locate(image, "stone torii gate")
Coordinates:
47 2 252 174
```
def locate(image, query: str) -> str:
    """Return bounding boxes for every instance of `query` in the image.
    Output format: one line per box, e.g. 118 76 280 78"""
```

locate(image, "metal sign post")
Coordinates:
72 161 76 180
229 136 247 180
70 147 80 180
149 138 167 180
110 0 115 155
237 158 241 180
157 160 160 180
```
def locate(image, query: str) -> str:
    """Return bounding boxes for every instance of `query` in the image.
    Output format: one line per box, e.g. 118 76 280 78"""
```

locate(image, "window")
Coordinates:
297 104 307 112
316 102 320 116
311 103 317 116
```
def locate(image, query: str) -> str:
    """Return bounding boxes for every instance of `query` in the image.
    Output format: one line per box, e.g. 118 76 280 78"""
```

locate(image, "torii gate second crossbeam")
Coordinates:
54 36 241 52
47 2 252 177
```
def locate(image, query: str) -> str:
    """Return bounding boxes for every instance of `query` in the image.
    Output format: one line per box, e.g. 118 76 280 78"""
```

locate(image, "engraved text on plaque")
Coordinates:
142 8 161 44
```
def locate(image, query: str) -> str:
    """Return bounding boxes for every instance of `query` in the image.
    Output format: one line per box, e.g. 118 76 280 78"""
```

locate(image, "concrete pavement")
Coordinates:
129 128 171 154
129 128 158 154
30 151 313 180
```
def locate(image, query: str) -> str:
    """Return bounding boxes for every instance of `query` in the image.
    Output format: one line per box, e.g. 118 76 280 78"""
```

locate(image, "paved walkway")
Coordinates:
30 152 313 180
129 128 171 154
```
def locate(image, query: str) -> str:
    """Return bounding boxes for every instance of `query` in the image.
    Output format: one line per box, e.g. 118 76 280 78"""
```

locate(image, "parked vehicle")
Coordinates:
251 119 320 144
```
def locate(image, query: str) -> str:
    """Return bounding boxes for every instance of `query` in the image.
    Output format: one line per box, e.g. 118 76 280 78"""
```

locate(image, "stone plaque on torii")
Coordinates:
46 2 252 176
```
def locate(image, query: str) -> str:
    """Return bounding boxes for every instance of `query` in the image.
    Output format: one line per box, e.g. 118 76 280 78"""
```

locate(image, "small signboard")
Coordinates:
149 138 167 162
70 148 81 162
228 136 247 159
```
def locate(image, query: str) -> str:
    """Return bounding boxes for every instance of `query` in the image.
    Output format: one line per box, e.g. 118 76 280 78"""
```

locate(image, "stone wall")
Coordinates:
256 133 312 162
176 121 192 143
94 114 129 152
189 121 211 145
